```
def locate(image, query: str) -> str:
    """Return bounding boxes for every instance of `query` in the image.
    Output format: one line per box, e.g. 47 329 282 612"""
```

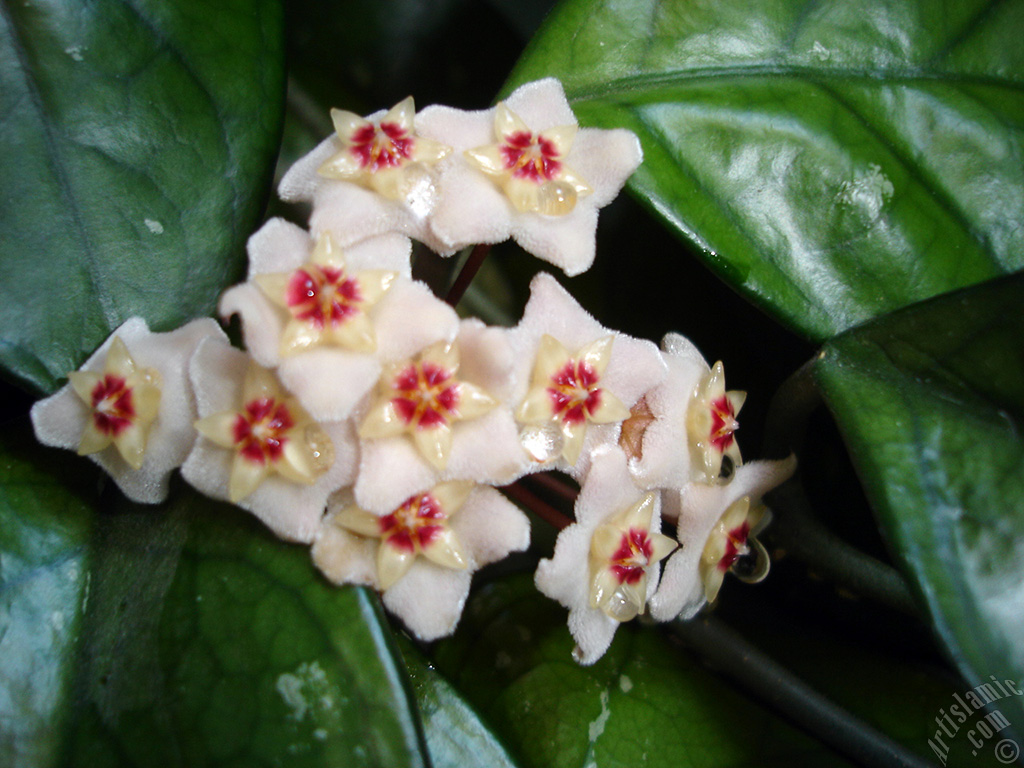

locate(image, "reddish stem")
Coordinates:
445 244 491 307
503 480 574 531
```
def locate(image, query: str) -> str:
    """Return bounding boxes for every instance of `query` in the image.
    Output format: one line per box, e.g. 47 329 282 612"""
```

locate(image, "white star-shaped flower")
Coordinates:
354 319 528 512
312 482 530 641
417 78 643 276
278 97 453 252
507 272 666 478
220 218 459 422
30 317 224 504
535 446 675 665
180 337 357 543
649 456 796 622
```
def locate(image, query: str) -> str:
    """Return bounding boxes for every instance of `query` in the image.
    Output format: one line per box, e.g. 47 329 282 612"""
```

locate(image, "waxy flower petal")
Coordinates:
508 273 666 477
31 317 224 504
355 319 528 512
649 456 796 622
418 78 643 276
535 446 672 664
279 101 452 251
221 218 460 422
688 361 746 483
181 338 357 543
313 484 530 640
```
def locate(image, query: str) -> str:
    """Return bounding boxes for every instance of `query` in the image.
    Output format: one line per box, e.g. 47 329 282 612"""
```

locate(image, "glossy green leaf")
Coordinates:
508 0 1024 341
0 426 97 768
0 0 285 395
434 575 855 768
397 635 521 768
816 271 1024 730
0 425 428 767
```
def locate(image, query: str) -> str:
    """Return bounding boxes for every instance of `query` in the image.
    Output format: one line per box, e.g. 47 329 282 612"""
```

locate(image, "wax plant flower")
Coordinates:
417 78 643 276
650 456 797 622
535 445 675 664
313 481 530 641
31 317 225 504
181 337 357 543
354 319 528 512
622 332 746 497
220 218 459 422
279 97 453 252
508 272 666 475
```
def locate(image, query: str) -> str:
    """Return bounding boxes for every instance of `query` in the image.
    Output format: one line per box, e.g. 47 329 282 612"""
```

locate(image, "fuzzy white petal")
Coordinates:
30 317 225 504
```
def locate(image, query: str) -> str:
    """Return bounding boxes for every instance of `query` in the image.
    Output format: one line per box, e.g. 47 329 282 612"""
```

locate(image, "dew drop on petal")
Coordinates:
304 424 335 472
537 180 577 216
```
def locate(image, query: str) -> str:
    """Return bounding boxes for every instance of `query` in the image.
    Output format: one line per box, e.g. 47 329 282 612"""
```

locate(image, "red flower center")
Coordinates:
90 375 135 437
719 521 751 572
232 397 295 465
547 359 602 425
500 130 562 183
350 121 414 172
380 493 446 553
609 527 655 585
391 362 460 430
285 265 362 329
709 395 739 452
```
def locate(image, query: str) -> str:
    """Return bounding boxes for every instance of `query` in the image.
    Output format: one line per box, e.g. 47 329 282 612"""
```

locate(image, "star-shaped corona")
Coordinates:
516 334 630 465
687 361 745 482
699 496 770 603
68 336 162 470
333 481 472 590
465 102 592 216
318 96 451 201
359 340 497 470
588 492 676 622
253 232 396 355
194 362 334 503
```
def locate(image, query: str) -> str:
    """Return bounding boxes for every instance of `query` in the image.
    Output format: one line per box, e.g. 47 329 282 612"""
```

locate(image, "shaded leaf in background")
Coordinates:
507 0 1024 341
434 575 856 768
397 635 521 768
0 428 97 768
0 422 429 768
0 0 285 394
816 271 1024 732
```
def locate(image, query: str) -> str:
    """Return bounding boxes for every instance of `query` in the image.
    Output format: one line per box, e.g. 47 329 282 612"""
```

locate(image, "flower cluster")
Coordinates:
31 79 793 661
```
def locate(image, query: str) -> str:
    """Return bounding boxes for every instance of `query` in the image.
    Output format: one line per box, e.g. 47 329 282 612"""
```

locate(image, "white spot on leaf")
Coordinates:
145 219 165 235
618 674 633 693
838 164 894 221
588 689 611 742
65 46 84 61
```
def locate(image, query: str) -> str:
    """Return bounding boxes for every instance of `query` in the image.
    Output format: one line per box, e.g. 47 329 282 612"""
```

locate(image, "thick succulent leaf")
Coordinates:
397 635 521 768
0 0 285 394
434 575 856 768
816 271 1024 729
0 426 427 768
0 426 97 768
507 0 1024 341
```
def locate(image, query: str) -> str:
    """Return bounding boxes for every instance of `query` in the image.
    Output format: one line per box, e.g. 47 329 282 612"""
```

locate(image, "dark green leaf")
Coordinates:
0 425 97 768
434 575 855 768
0 0 285 394
0 422 428 768
816 271 1024 730
507 0 1024 341
397 635 521 768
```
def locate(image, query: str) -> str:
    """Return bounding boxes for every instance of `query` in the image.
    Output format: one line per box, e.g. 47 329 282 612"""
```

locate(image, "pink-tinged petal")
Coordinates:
312 510 379 589
382 565 472 641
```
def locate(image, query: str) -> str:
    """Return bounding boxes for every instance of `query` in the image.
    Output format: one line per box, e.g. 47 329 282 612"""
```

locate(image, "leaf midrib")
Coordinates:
563 66 1024 105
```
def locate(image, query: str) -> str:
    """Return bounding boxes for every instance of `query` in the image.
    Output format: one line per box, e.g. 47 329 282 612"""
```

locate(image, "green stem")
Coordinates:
502 479 573 531
763 356 919 617
667 615 940 768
